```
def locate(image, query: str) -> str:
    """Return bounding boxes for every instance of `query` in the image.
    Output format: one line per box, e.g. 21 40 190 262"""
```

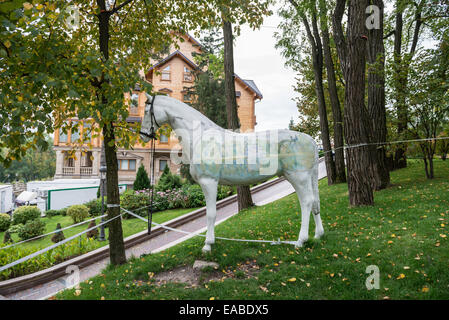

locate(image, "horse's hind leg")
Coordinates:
198 176 218 253
284 170 314 247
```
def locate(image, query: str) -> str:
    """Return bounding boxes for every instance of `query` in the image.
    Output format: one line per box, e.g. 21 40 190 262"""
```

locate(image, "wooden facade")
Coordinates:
53 34 262 186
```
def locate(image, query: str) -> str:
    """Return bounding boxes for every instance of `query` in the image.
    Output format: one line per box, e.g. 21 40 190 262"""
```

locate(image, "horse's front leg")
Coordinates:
198 177 218 253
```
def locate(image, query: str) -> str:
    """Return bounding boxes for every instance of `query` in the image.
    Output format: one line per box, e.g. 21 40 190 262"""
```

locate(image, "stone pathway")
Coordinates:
5 161 326 300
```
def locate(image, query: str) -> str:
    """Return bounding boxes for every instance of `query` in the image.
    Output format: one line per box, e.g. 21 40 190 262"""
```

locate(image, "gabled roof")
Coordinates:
146 39 263 100
147 50 198 73
234 74 263 99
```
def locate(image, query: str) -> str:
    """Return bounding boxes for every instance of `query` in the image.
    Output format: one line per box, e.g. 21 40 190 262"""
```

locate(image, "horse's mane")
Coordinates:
158 95 226 132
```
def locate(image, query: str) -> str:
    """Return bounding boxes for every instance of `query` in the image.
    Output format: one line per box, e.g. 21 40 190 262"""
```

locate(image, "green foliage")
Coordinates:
17 219 46 241
3 231 13 244
133 165 151 191
12 206 40 225
0 236 98 281
84 198 103 217
7 223 23 234
156 166 182 192
0 136 55 182
86 220 99 239
51 223 65 243
0 213 11 232
45 209 61 218
180 163 196 184
67 205 89 224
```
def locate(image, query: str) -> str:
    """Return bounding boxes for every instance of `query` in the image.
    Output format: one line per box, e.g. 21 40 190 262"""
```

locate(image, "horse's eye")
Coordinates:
146 99 151 105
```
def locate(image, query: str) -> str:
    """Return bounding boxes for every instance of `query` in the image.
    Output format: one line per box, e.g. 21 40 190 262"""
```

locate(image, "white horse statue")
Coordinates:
140 94 324 252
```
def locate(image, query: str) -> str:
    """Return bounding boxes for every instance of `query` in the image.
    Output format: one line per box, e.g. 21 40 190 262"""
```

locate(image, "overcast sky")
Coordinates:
233 4 299 132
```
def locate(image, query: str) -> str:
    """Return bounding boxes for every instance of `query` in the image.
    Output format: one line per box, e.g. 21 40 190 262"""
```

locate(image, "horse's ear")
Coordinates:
145 92 153 105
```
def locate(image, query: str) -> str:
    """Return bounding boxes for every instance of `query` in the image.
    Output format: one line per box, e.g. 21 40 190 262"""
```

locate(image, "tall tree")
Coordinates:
222 18 254 210
367 0 390 190
333 0 375 206
290 0 337 185
318 0 346 183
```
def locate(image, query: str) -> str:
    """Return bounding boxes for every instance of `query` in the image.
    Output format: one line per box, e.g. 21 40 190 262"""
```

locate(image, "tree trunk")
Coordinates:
341 0 375 206
301 12 336 185
98 2 126 265
223 19 254 211
367 0 390 190
393 9 408 170
320 17 346 184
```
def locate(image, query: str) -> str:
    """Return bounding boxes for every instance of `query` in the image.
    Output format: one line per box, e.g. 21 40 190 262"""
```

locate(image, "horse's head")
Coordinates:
140 93 169 142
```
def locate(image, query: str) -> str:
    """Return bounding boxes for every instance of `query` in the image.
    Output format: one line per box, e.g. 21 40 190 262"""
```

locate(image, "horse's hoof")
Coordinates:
295 241 304 248
202 244 212 253
314 230 324 239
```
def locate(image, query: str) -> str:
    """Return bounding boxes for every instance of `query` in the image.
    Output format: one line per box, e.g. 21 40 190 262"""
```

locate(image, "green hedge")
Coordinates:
17 219 46 241
0 213 11 232
12 206 40 225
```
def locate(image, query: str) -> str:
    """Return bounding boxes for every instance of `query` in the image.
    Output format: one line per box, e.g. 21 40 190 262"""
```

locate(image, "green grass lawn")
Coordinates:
57 160 449 300
1 206 198 252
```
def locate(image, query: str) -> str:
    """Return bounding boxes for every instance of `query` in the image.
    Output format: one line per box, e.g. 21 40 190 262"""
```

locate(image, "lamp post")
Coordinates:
98 145 107 242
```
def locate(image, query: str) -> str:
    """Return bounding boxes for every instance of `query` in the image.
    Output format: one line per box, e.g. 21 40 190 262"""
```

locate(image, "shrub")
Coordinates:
51 223 65 243
183 184 205 207
156 166 182 191
17 219 46 241
0 213 11 232
3 231 13 244
86 220 99 239
120 190 150 219
12 206 40 225
59 208 68 216
7 224 23 234
84 198 103 217
67 205 89 224
45 210 61 218
133 164 151 191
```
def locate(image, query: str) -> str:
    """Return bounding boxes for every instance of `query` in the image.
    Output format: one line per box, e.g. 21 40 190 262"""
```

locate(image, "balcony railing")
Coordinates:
62 167 75 175
80 167 93 176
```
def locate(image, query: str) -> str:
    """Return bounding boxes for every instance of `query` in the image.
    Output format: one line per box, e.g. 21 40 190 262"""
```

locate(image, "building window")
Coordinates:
59 129 68 143
118 159 136 171
183 66 193 82
83 122 92 142
71 128 80 143
159 134 169 143
183 93 192 103
161 65 171 81
159 159 168 172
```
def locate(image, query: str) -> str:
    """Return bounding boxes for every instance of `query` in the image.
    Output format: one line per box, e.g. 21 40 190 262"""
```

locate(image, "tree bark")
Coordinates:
98 1 126 265
223 19 254 211
320 12 346 184
367 0 390 190
333 0 375 206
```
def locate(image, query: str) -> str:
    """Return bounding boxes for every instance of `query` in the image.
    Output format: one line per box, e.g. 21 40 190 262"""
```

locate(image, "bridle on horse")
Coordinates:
139 95 159 235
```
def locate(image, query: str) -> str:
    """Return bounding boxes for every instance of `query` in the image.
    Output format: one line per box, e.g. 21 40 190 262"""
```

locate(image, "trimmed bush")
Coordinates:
133 164 151 191
84 198 103 217
59 207 68 216
12 206 40 225
86 220 99 239
67 205 89 224
7 224 23 234
51 223 65 243
45 209 61 218
156 166 182 191
0 213 11 232
17 219 46 241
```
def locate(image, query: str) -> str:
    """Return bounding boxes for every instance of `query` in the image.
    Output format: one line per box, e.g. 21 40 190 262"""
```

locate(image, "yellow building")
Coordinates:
53 34 263 186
